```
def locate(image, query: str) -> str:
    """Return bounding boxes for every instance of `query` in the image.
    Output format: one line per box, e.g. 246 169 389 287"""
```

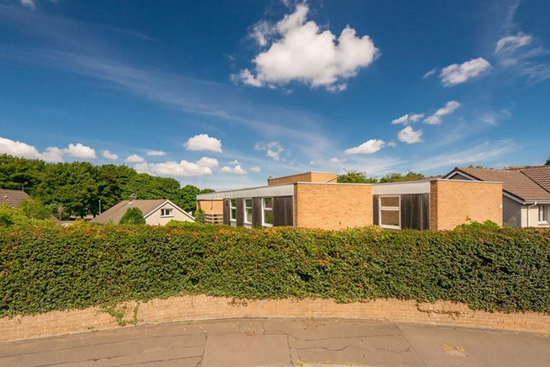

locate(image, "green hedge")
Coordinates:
1 224 550 317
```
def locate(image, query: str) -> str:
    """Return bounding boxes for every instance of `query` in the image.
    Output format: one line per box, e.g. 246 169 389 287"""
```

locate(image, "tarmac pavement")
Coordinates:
1 318 549 367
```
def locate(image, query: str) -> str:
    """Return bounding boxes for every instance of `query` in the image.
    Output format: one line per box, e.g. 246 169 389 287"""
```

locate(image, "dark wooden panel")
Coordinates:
400 193 429 230
223 198 230 225
273 196 293 226
236 198 244 227
373 195 379 225
252 197 262 227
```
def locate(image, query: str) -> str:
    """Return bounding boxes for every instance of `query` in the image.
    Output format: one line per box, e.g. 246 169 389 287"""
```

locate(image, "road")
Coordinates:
1 318 549 367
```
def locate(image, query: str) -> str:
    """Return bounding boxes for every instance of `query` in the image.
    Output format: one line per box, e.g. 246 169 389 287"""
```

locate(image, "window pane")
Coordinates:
263 197 273 209
264 210 273 225
245 199 252 208
230 199 237 208
246 208 253 222
231 208 237 220
381 210 399 227
380 197 399 207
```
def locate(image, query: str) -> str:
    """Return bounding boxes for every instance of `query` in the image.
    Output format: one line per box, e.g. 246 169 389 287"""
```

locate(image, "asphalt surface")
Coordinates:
1 318 549 367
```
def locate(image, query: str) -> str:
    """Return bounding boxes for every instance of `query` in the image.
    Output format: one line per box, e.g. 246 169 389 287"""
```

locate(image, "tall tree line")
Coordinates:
0 154 213 219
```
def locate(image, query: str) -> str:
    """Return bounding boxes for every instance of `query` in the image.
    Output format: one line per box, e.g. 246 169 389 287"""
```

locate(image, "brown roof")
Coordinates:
92 199 167 224
518 166 550 192
453 167 550 202
0 189 31 208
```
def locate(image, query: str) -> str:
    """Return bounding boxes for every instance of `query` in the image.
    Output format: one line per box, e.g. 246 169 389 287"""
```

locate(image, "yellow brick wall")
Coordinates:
2 295 549 341
196 199 223 215
294 183 372 230
430 180 503 230
268 172 337 186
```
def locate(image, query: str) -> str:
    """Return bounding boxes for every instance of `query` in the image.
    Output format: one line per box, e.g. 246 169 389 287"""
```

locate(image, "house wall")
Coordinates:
503 196 523 227
145 202 193 225
523 204 550 228
429 180 503 230
196 199 223 215
294 183 372 230
268 172 337 186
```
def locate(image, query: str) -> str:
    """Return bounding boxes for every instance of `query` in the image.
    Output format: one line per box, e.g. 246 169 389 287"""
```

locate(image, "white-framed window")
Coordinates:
262 197 274 227
379 196 400 230
160 208 173 217
230 199 237 222
244 198 253 224
539 205 549 224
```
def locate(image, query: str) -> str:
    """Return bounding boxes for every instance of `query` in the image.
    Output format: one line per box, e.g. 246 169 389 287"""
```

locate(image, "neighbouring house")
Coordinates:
196 171 503 231
92 196 194 225
444 166 550 228
0 189 31 208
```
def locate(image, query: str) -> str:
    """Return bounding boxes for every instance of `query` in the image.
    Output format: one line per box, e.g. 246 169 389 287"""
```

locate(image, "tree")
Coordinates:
337 171 378 183
119 207 145 224
545 157 550 166
179 185 200 212
379 171 424 183
18 199 51 220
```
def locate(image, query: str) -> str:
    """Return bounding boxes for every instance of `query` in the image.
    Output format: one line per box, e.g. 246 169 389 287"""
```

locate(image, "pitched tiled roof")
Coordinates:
453 167 550 202
0 189 31 208
92 199 167 224
519 166 550 192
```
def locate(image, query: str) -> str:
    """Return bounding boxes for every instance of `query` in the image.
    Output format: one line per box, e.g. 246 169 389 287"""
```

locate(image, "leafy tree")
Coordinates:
337 170 378 183
545 157 550 166
179 185 200 212
0 204 54 227
119 207 145 224
379 171 424 183
18 199 51 220
467 164 486 169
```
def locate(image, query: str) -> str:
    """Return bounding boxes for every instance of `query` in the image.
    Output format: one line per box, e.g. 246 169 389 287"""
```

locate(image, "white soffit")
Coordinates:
373 181 430 195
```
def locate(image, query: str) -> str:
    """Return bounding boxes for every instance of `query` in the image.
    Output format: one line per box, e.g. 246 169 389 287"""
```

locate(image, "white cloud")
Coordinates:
387 141 397 147
20 0 36 10
398 126 422 144
102 150 119 160
391 113 424 125
146 150 166 156
184 134 223 153
0 137 97 162
495 33 533 54
66 143 96 159
424 101 460 125
345 139 385 154
255 141 284 161
135 157 217 177
440 58 491 86
422 68 436 79
221 164 246 175
329 157 346 164
234 3 379 91
125 154 145 163
250 166 261 173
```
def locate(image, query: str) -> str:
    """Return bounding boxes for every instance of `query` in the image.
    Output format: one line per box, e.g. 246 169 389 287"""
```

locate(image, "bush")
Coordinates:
119 207 145 224
0 204 55 227
454 218 500 231
1 225 549 317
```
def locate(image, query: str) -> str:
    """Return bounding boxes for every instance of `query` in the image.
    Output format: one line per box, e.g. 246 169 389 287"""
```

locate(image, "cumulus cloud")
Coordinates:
102 150 119 160
440 58 491 86
125 154 145 163
255 141 284 161
146 150 166 156
424 101 460 125
135 157 218 177
250 166 261 173
234 3 379 91
221 165 246 175
391 113 424 125
495 33 533 54
0 137 97 162
184 134 222 153
345 139 385 154
398 126 423 144
20 0 36 10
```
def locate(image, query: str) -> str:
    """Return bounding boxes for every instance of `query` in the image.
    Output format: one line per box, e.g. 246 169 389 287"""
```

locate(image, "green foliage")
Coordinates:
454 218 500 231
18 199 52 220
0 205 54 227
195 208 205 223
0 154 213 219
1 225 550 318
119 208 145 224
545 157 550 166
379 171 425 183
337 171 377 183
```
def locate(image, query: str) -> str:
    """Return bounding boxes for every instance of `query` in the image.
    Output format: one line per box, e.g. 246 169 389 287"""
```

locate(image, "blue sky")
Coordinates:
1 0 549 189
